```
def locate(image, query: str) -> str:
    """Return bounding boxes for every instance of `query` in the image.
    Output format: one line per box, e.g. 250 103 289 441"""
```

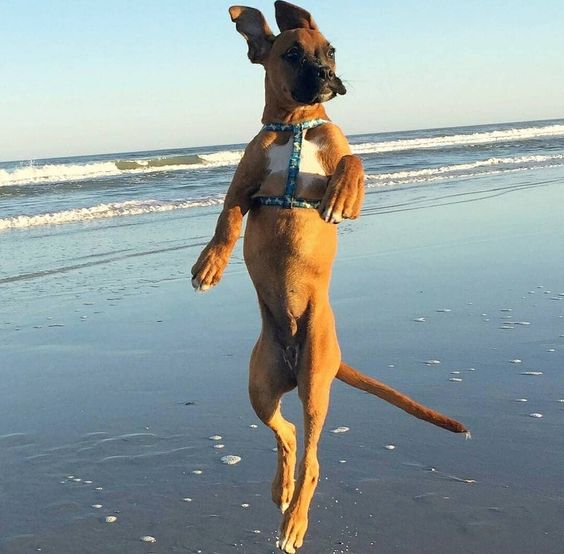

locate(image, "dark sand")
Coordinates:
1 171 563 553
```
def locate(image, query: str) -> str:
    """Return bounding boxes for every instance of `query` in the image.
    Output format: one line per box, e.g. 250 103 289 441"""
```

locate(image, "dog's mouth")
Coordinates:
292 79 346 104
324 78 347 100
291 64 347 105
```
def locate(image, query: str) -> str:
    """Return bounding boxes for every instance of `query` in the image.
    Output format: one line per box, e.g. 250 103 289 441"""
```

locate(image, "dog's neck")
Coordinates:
262 78 329 124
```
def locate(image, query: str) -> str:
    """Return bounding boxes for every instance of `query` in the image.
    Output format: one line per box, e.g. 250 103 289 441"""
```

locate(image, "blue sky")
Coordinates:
1 0 563 161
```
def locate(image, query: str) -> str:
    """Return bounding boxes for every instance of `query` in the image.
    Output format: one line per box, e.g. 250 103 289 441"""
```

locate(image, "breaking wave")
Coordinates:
0 197 226 231
365 153 564 187
351 123 564 155
0 150 243 187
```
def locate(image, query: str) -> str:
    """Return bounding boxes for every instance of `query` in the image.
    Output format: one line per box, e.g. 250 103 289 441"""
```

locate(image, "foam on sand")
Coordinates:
330 426 350 433
220 455 242 465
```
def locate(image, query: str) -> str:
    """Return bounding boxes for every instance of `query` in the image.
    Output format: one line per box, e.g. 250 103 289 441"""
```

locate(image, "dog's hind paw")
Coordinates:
276 538 297 554
277 510 307 554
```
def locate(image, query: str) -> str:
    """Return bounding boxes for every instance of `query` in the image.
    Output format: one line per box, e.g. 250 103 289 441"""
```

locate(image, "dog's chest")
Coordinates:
266 136 327 194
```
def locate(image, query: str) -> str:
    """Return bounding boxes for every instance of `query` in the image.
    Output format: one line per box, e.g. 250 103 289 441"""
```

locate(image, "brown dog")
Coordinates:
191 2 468 552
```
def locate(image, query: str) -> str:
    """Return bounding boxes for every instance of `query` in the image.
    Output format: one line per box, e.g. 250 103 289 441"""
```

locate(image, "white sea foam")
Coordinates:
0 150 243 187
0 161 120 187
199 150 243 166
351 124 564 154
0 197 226 231
365 153 564 188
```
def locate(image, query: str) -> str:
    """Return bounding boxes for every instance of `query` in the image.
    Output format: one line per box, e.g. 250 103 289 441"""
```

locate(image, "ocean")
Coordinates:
1 118 563 231
2 117 564 310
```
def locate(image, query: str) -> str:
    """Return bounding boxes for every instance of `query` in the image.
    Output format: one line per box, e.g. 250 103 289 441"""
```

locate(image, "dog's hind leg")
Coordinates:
279 324 340 553
249 338 297 513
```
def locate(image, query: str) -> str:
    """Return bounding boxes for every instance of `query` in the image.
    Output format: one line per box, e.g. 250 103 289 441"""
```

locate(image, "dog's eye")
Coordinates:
327 48 336 60
284 47 300 62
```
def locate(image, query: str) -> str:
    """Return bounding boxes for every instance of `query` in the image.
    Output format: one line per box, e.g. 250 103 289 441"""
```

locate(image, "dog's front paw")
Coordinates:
191 275 212 292
191 245 228 292
319 155 364 224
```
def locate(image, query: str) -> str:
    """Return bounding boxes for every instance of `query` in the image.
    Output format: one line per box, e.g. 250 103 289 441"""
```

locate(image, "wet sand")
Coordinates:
1 171 563 553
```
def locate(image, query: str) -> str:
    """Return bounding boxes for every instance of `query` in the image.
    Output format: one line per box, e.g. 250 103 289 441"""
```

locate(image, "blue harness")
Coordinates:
255 118 328 209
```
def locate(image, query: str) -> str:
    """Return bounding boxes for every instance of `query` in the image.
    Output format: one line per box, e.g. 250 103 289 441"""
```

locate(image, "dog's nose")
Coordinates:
317 65 334 81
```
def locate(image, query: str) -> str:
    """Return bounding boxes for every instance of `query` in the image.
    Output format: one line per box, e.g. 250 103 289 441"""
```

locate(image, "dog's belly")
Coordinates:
244 208 337 331
257 135 329 199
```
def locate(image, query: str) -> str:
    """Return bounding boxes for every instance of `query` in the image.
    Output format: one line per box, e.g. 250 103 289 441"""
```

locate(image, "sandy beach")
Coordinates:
1 166 563 553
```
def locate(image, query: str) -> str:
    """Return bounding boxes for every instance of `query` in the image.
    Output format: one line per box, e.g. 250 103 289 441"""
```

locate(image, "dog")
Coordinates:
191 2 468 552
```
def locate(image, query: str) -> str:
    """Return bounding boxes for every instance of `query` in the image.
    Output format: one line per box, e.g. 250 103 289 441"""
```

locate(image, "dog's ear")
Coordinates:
274 0 318 32
229 6 275 64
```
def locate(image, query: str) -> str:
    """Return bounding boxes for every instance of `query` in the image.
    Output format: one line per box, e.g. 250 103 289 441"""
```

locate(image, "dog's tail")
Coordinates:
336 361 469 435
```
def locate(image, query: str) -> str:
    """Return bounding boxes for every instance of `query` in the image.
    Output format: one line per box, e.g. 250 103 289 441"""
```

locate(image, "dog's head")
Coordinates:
229 1 346 106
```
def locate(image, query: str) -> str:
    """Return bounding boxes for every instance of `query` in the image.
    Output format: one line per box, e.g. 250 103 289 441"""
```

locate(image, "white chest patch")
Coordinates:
267 136 326 180
299 137 326 178
267 139 293 175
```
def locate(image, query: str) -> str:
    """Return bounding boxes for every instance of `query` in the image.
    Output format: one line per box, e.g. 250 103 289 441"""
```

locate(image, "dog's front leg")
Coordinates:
191 203 245 291
191 146 262 291
319 154 365 224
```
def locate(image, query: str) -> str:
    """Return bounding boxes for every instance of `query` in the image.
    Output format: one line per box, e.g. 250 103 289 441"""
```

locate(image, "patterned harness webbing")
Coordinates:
255 118 328 209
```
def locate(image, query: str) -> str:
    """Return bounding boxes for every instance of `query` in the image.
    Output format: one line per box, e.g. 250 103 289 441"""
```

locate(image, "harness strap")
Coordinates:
256 118 328 209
